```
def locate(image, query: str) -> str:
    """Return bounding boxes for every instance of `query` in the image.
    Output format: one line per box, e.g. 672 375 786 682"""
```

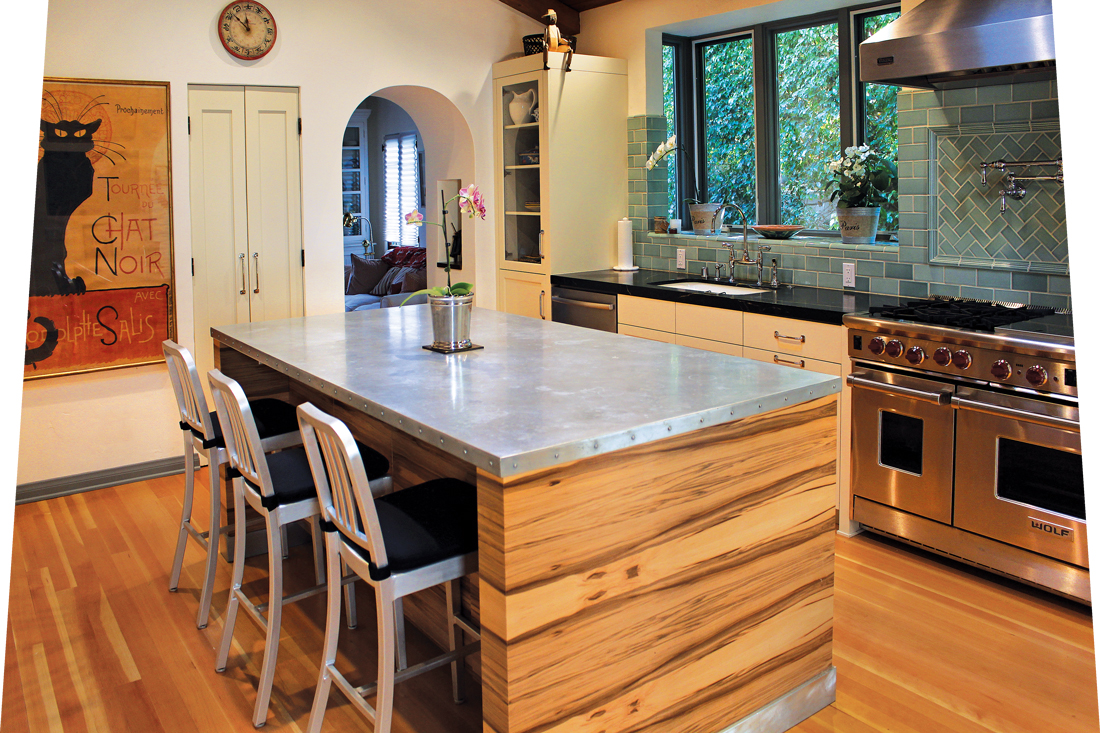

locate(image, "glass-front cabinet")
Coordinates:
493 54 628 319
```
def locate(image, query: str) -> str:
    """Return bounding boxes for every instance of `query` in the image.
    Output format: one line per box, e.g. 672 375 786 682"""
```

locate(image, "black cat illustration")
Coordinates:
30 92 124 297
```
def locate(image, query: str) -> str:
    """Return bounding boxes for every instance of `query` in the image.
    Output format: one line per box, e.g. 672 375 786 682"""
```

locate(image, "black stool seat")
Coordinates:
247 442 391 509
339 478 478 576
198 398 300 449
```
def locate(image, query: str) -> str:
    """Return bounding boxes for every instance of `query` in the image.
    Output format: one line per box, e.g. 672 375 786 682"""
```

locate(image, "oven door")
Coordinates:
848 367 956 524
952 388 1086 567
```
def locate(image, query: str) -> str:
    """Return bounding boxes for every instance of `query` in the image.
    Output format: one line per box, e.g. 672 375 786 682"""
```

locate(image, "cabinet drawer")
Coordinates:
743 313 843 363
620 323 676 343
675 334 743 357
618 294 675 333
675 303 743 344
742 346 842 376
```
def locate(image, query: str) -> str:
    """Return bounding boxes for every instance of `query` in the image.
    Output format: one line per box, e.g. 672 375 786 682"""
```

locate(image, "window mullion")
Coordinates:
754 25 778 224
838 8 855 154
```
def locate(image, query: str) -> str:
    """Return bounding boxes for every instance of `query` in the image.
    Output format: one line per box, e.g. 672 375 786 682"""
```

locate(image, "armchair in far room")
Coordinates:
344 246 429 312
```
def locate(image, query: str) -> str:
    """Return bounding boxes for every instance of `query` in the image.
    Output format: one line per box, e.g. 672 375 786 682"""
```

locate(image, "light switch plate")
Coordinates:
676 248 686 269
843 262 856 287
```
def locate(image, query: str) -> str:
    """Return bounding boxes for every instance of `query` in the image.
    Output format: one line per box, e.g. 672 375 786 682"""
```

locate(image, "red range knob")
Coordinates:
990 359 1012 380
905 346 926 365
952 350 972 369
885 339 904 358
1026 365 1049 387
868 337 886 355
933 347 953 366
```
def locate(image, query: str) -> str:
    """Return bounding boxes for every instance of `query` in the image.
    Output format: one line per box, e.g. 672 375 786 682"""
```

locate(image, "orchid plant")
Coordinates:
645 134 677 171
403 184 486 300
825 145 897 210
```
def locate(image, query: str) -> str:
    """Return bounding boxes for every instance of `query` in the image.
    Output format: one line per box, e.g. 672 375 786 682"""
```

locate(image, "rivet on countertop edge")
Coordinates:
667 425 672 431
464 449 468 455
554 452 559 458
441 438 445 445
513 462 518 468
630 434 636 440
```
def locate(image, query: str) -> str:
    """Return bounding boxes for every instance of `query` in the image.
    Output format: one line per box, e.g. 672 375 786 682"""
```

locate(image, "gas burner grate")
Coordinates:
869 297 1056 332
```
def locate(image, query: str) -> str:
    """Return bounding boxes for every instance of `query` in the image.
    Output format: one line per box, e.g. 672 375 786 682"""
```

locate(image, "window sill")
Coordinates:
647 231 899 251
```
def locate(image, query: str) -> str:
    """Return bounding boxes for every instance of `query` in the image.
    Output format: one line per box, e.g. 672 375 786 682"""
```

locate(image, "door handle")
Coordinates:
252 252 260 294
951 394 1079 431
538 230 545 260
847 373 953 406
550 296 614 311
773 355 805 368
239 253 247 295
539 290 545 319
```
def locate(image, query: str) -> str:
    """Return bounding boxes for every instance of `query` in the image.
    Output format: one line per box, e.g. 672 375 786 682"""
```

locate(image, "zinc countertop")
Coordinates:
212 306 840 479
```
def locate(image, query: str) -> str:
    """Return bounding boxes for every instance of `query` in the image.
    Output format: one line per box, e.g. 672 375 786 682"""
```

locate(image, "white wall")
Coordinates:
19 0 541 484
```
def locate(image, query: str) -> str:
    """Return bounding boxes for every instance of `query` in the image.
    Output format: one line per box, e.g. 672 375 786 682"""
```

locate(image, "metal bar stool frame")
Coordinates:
208 370 388 728
162 340 302 629
297 402 480 733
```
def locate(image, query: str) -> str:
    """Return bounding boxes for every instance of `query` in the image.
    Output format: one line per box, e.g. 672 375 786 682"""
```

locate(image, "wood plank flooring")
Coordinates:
2 473 1097 732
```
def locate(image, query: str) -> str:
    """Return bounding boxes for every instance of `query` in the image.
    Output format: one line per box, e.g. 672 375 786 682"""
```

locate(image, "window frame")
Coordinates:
383 131 422 248
665 1 900 236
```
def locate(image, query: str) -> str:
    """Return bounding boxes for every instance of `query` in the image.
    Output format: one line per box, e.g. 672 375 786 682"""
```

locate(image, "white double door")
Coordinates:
188 85 304 381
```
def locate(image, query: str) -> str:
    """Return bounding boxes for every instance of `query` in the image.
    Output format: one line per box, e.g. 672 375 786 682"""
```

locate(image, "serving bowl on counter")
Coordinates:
751 225 803 239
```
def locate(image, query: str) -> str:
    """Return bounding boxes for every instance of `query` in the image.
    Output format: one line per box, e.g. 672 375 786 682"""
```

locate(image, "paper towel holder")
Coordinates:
613 217 639 271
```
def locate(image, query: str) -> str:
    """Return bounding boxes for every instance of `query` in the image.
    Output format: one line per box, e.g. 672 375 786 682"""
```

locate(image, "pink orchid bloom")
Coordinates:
457 184 487 219
404 210 424 226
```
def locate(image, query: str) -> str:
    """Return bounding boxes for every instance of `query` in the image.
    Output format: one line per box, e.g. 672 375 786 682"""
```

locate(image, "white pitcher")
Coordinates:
507 89 537 125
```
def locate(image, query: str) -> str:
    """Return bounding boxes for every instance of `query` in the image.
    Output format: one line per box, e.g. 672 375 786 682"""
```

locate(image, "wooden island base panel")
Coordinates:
215 339 837 733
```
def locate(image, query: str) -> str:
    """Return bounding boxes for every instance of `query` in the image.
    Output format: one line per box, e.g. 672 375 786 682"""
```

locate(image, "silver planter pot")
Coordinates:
836 206 881 244
428 294 474 350
688 203 724 235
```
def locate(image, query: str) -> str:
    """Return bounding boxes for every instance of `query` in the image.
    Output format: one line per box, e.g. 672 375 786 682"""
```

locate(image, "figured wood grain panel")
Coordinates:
479 395 838 733
213 342 291 400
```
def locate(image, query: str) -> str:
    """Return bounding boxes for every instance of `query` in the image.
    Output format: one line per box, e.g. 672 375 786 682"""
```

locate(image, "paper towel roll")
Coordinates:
613 217 638 271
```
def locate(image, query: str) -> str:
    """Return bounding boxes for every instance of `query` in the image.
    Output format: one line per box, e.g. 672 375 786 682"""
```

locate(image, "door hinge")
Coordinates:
298 117 302 135
301 250 305 267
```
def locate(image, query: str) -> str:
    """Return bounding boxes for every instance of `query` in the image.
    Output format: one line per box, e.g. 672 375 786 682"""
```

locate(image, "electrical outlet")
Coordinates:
676 248 686 270
843 262 856 288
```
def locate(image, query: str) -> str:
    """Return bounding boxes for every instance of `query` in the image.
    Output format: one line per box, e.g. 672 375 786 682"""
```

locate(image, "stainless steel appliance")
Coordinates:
550 286 617 333
844 298 1086 602
859 0 1056 89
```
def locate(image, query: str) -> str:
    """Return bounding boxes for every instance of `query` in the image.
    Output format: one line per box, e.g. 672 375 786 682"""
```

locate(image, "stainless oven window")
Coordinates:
879 410 923 476
997 437 1086 520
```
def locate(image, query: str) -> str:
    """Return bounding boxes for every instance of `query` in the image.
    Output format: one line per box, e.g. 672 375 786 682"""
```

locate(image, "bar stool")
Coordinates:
296 401 480 733
207 369 392 728
162 340 302 629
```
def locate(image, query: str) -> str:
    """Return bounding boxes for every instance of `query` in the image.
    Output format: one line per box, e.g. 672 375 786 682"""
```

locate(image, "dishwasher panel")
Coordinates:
550 287 617 333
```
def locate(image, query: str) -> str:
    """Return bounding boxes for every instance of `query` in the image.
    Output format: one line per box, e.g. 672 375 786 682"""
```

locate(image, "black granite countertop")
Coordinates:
551 269 908 326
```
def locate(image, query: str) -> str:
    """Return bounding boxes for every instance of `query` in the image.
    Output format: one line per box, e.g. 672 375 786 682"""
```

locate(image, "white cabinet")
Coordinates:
188 86 304 382
493 54 627 319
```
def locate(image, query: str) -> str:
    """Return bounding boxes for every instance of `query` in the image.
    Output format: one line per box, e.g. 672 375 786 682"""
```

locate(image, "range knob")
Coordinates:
868 337 886 355
1026 365 1049 387
905 346 926 365
885 339 904 358
933 347 953 366
990 359 1012 380
952 349 972 369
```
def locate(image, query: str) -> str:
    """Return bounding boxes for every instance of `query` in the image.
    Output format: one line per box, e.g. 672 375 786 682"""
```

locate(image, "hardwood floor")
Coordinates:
2 474 1097 732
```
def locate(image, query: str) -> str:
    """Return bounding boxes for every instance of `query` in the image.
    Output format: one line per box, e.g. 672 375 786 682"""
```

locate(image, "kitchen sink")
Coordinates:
654 281 769 296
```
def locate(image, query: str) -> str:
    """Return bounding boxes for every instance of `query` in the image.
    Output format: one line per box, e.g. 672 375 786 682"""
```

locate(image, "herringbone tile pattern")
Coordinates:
936 132 1065 266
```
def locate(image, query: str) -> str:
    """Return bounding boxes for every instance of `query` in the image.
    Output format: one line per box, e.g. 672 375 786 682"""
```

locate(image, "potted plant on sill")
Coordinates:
646 135 734 235
826 145 896 244
403 184 486 351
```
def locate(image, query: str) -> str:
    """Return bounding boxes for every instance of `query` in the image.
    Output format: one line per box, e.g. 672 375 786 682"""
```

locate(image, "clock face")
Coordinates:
218 2 277 60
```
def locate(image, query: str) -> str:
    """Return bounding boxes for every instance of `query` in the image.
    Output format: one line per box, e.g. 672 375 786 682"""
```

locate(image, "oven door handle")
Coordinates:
951 394 1080 431
846 373 953 406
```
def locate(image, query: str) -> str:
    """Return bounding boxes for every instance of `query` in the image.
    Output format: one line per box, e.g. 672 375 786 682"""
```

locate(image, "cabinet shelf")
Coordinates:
505 165 540 170
505 211 541 216
504 122 539 130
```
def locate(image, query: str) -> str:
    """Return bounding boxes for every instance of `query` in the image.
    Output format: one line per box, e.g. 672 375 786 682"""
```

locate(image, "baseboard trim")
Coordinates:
17 457 186 505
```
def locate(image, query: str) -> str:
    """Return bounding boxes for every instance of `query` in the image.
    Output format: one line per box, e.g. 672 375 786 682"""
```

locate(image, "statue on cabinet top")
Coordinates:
542 9 574 70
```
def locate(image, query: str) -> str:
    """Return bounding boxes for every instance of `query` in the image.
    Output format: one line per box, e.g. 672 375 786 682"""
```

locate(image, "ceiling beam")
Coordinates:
497 0 581 37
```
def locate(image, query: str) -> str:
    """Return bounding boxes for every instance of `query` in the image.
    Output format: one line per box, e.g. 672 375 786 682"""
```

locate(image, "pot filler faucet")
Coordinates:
713 203 777 288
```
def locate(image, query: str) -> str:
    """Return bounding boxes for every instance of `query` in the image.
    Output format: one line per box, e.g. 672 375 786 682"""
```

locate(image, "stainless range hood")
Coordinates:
860 0 1056 89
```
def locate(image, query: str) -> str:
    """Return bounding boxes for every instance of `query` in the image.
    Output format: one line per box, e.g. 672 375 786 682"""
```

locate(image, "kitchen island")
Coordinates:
212 306 841 733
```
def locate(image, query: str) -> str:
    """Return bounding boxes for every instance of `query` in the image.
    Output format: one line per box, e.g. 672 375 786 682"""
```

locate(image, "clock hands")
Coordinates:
232 12 251 32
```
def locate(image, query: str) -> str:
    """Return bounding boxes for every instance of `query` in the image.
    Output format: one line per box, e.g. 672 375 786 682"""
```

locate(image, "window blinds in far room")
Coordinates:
384 132 421 246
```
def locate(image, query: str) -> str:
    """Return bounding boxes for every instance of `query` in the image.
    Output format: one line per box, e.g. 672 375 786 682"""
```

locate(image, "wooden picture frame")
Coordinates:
26 77 175 379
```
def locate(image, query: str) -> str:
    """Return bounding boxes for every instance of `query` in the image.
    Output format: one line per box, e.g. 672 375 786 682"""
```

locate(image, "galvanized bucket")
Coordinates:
428 294 473 351
837 206 881 244
688 203 724 235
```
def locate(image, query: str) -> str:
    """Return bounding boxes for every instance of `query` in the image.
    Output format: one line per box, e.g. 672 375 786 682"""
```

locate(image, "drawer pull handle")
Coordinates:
774 330 806 343
774 355 805 368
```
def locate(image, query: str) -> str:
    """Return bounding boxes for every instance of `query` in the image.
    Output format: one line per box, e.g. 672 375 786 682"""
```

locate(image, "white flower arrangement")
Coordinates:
645 135 677 170
825 145 896 209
